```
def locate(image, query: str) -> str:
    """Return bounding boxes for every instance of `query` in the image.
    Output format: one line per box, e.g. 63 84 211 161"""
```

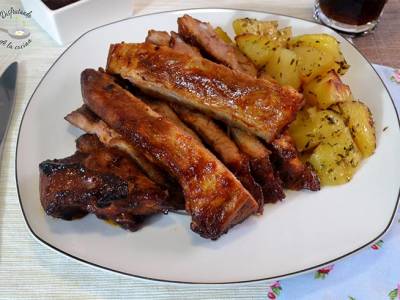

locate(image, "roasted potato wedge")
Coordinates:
309 133 362 185
331 101 376 157
235 33 280 68
233 18 278 36
262 48 301 89
214 26 235 45
303 70 353 109
288 34 350 75
291 46 336 83
289 108 344 152
289 108 362 185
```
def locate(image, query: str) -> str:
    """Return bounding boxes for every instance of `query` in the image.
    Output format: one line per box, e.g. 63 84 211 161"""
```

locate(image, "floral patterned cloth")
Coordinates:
265 65 400 300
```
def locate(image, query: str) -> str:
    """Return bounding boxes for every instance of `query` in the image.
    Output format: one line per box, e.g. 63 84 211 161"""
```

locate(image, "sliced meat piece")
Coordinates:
39 134 171 231
231 128 285 203
172 105 264 212
143 99 201 142
145 30 171 46
81 68 258 240
177 14 257 77
106 42 304 143
65 105 168 186
65 107 185 210
76 134 171 215
170 31 201 57
270 131 320 191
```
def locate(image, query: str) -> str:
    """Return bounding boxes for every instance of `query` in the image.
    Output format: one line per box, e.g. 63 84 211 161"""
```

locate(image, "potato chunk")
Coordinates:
331 101 376 157
309 133 362 185
233 18 278 36
288 34 350 75
291 46 335 83
289 108 362 185
235 34 280 68
262 48 301 89
303 71 353 109
214 26 234 45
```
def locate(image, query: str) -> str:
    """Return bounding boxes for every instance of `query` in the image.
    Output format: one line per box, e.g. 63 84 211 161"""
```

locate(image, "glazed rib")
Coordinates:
143 99 202 142
172 105 264 211
170 31 201 57
177 14 257 77
145 29 171 46
65 105 168 186
65 105 185 210
81 69 258 240
270 131 320 191
106 42 304 142
39 134 171 231
231 128 285 203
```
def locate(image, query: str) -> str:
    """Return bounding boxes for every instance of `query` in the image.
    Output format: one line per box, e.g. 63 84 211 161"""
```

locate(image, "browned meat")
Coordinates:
143 99 201 142
81 68 258 240
39 134 171 231
145 30 171 46
65 105 185 210
270 131 320 191
175 19 320 193
172 105 264 212
106 42 304 142
177 14 257 77
231 128 285 203
170 31 201 57
65 105 169 186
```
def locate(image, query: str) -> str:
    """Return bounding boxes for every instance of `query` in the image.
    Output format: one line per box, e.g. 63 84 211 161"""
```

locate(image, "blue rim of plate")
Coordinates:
15 7 400 285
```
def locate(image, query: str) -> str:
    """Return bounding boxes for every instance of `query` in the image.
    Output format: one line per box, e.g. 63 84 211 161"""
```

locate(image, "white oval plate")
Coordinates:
16 8 400 284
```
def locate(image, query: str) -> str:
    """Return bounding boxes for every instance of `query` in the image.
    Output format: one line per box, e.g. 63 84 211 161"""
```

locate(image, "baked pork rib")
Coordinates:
172 105 264 212
65 105 169 186
81 69 259 240
231 128 285 203
39 134 171 231
174 16 319 191
177 14 257 77
106 42 304 143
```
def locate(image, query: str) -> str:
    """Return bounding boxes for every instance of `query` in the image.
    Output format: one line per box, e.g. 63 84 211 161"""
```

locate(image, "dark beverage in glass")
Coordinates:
314 0 388 34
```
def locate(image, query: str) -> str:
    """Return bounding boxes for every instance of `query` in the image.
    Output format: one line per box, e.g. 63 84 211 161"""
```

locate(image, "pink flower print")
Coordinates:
371 239 384 250
267 281 282 299
315 265 334 279
390 69 400 84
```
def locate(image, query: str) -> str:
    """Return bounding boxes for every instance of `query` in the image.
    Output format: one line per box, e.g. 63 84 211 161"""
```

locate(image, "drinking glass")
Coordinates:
314 0 388 34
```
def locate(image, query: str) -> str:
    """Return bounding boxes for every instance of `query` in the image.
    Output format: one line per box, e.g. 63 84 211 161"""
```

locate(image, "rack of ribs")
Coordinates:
81 68 259 240
39 134 171 231
106 42 304 143
174 16 320 191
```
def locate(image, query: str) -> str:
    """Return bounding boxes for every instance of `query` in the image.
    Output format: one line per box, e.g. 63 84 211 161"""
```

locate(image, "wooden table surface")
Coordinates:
353 0 400 68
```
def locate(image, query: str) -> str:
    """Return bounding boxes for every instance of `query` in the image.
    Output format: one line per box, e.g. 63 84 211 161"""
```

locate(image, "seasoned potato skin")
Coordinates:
289 108 362 185
303 70 353 109
262 48 301 89
235 33 280 68
288 33 350 75
330 101 376 158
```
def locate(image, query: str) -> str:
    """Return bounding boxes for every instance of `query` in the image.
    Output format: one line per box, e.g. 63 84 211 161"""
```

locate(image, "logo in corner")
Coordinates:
0 7 32 50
